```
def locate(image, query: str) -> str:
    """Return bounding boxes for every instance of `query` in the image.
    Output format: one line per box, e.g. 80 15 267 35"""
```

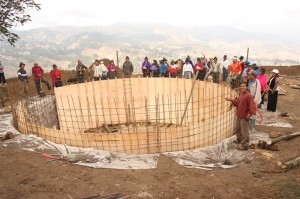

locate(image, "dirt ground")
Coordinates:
1 67 300 199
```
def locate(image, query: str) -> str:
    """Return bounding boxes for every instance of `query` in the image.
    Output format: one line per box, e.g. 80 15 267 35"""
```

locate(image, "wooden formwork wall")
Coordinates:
14 77 237 154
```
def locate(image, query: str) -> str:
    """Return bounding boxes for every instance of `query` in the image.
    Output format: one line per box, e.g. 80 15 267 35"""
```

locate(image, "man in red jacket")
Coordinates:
225 82 257 150
32 63 51 94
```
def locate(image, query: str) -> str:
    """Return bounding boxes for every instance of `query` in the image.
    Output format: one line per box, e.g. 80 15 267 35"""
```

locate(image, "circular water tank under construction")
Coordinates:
12 77 238 154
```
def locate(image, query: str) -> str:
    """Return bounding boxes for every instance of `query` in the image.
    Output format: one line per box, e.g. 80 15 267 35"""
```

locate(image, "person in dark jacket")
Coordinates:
76 60 88 83
122 56 133 78
141 57 151 77
267 69 280 112
17 62 28 95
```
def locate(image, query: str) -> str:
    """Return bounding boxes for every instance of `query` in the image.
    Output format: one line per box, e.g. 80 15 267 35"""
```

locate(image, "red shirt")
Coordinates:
107 64 117 72
32 66 44 80
167 66 178 74
230 62 242 74
50 69 62 83
194 62 204 71
232 91 257 119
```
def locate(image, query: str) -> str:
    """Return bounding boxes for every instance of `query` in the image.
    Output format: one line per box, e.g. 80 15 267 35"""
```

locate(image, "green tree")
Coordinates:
0 0 40 46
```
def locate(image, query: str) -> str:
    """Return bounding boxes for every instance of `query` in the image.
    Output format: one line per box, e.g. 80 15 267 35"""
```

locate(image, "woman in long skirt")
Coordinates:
267 69 280 112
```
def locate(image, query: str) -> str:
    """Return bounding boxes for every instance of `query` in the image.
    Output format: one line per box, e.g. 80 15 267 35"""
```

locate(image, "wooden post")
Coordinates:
267 132 300 145
145 97 150 153
246 48 249 61
116 50 119 68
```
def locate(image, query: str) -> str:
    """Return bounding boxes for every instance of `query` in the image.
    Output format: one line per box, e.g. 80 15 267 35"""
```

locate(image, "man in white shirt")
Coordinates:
221 55 229 81
209 57 222 83
182 59 194 79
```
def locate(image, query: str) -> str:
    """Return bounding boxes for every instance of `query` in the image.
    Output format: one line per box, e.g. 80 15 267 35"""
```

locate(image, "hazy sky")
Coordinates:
22 0 300 38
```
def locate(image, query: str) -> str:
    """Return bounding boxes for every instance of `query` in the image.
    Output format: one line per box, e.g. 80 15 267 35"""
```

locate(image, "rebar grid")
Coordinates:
11 77 238 154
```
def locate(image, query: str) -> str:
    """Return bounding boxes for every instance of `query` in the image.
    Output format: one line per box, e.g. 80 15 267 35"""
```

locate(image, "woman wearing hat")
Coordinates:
267 69 280 112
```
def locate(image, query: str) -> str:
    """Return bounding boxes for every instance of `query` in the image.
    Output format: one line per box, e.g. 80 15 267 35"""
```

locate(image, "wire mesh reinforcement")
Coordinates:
12 77 238 154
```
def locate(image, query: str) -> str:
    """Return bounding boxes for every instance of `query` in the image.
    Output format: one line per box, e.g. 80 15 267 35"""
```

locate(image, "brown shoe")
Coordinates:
236 144 249 150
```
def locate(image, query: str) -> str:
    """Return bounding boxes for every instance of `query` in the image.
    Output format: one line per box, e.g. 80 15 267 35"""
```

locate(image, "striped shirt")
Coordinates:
18 69 28 81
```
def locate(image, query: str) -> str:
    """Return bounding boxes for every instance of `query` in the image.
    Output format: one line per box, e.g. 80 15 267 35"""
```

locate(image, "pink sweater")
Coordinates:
257 74 267 92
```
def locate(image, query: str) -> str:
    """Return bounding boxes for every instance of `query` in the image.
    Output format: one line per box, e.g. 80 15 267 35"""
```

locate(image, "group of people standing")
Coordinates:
138 55 249 86
226 67 280 150
17 62 63 96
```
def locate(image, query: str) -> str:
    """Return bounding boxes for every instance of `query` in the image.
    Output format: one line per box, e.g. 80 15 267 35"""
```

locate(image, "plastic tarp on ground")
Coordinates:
0 106 292 170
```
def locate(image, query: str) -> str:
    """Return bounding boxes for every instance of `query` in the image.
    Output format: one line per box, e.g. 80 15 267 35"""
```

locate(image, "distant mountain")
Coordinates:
1 24 299 78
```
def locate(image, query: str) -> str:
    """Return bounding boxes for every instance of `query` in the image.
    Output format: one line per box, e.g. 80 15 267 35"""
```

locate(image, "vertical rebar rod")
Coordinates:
180 70 199 125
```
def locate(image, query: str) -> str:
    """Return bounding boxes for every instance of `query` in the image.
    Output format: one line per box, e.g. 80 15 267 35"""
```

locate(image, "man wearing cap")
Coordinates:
209 57 222 83
32 63 51 94
267 69 280 112
50 64 63 87
123 56 134 78
241 61 251 82
247 69 261 106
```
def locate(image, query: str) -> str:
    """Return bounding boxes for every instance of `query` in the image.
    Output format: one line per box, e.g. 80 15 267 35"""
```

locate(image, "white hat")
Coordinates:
271 69 279 74
159 58 163 61
233 56 238 60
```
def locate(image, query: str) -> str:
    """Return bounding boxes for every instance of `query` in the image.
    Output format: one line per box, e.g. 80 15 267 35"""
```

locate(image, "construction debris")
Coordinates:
267 132 300 145
278 156 300 170
1 132 14 140
269 131 284 138
257 140 279 151
278 87 287 95
289 85 300 89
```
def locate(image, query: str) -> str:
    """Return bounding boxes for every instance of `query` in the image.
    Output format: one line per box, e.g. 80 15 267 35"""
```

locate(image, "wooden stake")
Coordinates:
145 97 150 153
180 70 199 125
267 132 300 145
278 156 300 170
246 48 249 61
